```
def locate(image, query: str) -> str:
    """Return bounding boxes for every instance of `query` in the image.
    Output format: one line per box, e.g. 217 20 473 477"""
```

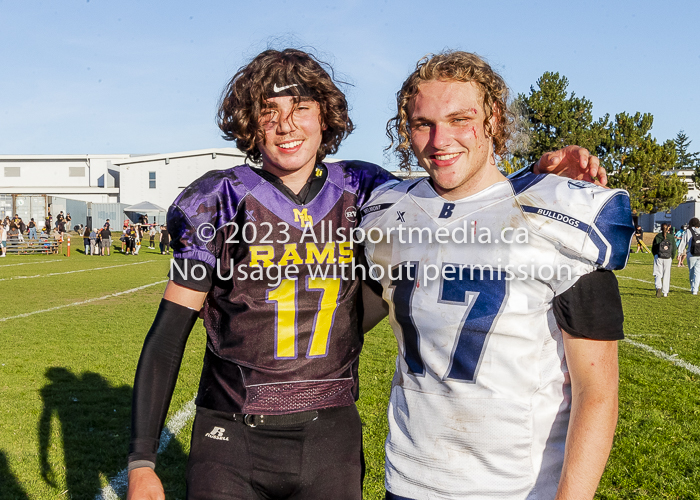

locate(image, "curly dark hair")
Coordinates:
386 51 514 171
217 49 354 164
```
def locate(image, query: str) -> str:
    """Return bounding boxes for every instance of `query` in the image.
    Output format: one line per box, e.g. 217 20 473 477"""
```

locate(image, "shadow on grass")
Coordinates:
38 367 189 498
0 449 29 500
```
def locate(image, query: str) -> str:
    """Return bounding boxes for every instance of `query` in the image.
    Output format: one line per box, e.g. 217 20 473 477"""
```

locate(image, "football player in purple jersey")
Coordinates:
126 48 609 500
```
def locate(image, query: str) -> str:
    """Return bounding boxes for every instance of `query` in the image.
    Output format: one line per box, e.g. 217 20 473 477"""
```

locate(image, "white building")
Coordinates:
0 148 247 227
0 153 130 226
114 148 246 209
638 169 700 231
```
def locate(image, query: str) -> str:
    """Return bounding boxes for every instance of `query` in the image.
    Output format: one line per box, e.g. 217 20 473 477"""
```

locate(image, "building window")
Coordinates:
69 166 85 177
4 167 20 177
149 171 156 189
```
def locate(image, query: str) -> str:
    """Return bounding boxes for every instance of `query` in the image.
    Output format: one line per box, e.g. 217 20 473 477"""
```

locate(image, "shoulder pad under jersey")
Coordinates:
358 177 422 227
510 174 634 270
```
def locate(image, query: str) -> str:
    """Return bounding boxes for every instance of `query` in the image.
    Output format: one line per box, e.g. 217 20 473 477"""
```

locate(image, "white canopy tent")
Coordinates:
123 201 167 225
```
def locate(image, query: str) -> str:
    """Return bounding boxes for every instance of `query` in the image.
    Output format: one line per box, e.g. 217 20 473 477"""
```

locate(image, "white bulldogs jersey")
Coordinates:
359 174 632 500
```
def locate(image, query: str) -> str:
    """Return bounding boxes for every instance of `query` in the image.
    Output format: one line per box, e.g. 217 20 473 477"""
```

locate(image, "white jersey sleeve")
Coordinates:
512 175 633 271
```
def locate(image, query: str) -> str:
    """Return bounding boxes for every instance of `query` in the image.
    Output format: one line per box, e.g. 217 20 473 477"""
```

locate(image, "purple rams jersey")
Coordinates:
168 161 394 415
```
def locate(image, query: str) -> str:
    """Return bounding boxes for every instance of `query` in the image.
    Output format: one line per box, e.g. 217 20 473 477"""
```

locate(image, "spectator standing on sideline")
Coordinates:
652 222 676 297
121 225 129 253
57 219 66 241
92 228 100 256
18 218 26 242
89 227 97 256
159 224 169 255
684 218 700 295
125 225 136 255
0 223 6 257
676 225 688 267
15 220 24 243
148 225 156 249
28 218 37 240
634 225 645 253
135 224 143 255
101 225 112 256
82 226 91 255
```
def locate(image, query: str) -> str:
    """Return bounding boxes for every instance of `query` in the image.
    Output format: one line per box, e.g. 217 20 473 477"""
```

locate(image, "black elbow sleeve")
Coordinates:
128 299 199 468
553 270 624 340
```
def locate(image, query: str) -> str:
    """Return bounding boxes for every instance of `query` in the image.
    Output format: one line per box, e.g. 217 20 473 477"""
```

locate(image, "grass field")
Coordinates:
0 245 699 499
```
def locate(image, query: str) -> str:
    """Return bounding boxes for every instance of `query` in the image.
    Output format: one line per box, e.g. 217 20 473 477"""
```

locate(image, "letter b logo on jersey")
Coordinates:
438 203 456 219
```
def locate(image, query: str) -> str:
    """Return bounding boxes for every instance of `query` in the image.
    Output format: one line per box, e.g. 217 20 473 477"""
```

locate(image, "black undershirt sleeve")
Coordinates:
128 299 199 470
169 258 214 292
553 269 625 341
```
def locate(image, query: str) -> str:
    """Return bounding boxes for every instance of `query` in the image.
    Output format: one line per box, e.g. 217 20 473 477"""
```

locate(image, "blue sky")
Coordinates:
1 0 698 170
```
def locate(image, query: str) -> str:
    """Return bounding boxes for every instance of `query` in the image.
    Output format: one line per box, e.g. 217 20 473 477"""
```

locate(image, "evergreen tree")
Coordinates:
597 113 686 212
673 130 699 169
513 72 604 165
515 71 687 213
672 130 700 184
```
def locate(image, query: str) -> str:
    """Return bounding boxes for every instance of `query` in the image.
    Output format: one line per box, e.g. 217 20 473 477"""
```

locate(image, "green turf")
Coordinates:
0 248 699 498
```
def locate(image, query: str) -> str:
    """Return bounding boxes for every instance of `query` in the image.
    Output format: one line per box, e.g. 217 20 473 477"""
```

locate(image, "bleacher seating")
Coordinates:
4 237 61 254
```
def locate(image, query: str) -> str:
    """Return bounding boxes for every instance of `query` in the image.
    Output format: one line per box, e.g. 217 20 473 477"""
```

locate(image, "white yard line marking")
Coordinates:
0 258 63 268
0 260 156 282
95 398 197 500
623 339 700 376
0 280 168 322
617 275 687 291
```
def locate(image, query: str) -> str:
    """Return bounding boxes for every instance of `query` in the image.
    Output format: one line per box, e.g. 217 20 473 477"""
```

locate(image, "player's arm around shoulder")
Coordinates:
556 331 619 500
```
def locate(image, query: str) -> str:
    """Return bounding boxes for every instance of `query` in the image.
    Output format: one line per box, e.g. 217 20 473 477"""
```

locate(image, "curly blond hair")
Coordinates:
386 51 514 171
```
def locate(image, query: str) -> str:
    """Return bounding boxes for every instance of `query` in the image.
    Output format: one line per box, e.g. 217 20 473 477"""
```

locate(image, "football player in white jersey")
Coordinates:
360 51 634 500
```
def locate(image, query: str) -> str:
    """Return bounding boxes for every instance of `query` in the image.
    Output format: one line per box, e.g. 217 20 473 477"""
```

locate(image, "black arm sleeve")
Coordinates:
128 299 199 469
354 247 389 334
361 279 389 334
553 269 624 341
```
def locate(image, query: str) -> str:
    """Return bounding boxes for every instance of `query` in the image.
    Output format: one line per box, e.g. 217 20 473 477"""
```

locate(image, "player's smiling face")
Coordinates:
408 79 504 201
257 96 326 177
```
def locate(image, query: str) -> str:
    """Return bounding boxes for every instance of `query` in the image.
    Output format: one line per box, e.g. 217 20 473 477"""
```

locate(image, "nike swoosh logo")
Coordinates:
273 83 299 93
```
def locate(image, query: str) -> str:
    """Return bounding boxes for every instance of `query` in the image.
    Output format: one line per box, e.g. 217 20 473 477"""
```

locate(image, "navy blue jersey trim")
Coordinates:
588 229 608 267
507 162 536 179
508 172 547 195
521 205 591 232
406 178 423 193
386 492 414 500
593 191 634 270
